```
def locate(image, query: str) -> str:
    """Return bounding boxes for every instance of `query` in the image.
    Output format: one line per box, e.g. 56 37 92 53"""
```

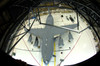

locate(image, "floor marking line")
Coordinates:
48 64 49 66
57 34 82 66
41 58 43 66
54 42 56 66
23 39 41 66
64 34 81 60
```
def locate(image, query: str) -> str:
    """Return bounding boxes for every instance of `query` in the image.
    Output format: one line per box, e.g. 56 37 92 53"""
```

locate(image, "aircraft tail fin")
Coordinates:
48 7 51 15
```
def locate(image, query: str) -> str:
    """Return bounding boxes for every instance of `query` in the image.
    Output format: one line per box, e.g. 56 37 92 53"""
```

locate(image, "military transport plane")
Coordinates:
24 8 82 65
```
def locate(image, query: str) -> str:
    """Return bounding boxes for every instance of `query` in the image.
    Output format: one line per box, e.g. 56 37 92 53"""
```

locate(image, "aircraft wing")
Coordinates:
62 24 77 29
27 28 44 37
51 24 77 36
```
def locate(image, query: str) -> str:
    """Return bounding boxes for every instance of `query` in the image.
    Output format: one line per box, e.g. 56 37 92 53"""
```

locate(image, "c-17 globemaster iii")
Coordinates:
25 8 89 65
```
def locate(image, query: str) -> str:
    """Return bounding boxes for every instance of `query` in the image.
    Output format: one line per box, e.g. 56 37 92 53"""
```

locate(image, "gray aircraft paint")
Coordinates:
25 8 77 65
28 15 77 65
68 31 73 42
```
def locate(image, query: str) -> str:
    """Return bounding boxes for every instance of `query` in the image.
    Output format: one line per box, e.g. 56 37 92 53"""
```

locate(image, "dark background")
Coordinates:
0 0 100 66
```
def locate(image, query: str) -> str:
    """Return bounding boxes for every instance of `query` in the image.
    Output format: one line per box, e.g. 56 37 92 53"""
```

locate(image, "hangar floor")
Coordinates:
10 11 98 66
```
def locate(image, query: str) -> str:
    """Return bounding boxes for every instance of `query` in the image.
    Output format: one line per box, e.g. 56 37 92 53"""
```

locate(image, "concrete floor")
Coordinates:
11 11 98 66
